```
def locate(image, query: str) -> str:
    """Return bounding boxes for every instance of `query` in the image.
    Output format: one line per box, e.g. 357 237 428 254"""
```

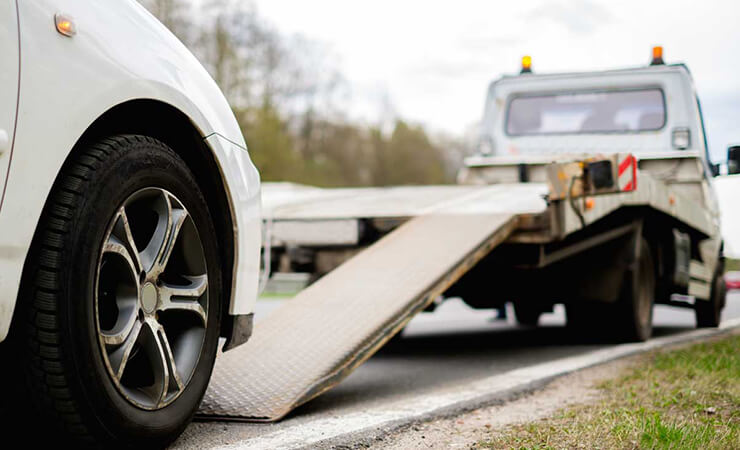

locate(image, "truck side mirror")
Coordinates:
710 163 720 177
729 145 740 175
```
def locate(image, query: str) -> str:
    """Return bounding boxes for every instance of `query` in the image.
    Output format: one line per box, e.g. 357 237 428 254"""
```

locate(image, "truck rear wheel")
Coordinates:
9 135 222 447
565 303 608 336
616 237 655 342
513 302 542 326
695 261 725 328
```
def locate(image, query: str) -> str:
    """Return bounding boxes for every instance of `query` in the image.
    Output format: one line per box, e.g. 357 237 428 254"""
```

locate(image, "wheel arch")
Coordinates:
72 99 237 338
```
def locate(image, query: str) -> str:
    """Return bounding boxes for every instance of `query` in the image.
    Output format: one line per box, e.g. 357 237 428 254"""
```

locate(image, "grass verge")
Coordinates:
479 333 740 449
726 258 740 272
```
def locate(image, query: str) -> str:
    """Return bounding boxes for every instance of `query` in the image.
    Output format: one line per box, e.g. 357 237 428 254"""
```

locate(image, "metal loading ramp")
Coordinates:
198 212 520 421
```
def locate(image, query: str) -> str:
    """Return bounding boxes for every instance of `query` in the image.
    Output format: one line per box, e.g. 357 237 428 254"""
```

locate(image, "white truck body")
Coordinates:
261 62 727 318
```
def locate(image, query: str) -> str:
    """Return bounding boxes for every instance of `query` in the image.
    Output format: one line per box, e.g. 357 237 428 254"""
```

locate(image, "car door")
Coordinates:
0 0 19 212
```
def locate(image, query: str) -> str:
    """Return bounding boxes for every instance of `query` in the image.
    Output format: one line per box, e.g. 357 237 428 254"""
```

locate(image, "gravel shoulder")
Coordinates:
367 330 740 450
366 358 633 449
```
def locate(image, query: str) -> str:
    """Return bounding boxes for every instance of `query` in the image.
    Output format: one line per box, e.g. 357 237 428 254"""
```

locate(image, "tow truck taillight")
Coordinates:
546 154 638 201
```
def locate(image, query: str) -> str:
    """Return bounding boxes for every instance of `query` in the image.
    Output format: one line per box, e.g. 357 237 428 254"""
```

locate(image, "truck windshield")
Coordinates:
506 88 665 136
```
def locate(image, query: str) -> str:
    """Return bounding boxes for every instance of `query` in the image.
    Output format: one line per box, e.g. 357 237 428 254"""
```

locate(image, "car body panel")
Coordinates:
205 134 262 315
0 1 20 338
0 1 19 212
0 0 260 340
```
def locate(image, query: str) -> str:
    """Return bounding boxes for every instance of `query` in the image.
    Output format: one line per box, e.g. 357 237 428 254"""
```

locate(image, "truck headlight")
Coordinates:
672 128 691 150
477 136 495 155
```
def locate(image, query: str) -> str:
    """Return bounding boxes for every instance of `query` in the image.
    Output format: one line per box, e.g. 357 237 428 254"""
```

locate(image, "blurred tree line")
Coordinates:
140 0 464 186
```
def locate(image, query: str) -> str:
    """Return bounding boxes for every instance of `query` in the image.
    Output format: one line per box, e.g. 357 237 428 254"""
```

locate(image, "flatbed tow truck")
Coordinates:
198 49 738 422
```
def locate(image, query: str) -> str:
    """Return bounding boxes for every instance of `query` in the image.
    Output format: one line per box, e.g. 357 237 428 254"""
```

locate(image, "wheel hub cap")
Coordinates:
141 282 158 314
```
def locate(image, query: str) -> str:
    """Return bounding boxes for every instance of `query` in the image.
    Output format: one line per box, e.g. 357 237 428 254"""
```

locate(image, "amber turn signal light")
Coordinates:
55 13 76 37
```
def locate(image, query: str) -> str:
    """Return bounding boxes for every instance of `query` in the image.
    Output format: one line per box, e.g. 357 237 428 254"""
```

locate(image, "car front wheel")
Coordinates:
11 135 222 447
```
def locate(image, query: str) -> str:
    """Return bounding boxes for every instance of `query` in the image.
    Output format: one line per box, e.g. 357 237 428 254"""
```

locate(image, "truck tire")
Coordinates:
695 261 725 328
10 135 222 447
616 237 655 342
513 302 541 326
565 303 608 336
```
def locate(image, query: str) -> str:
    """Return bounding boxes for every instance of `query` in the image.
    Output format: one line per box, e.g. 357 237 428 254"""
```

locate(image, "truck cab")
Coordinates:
463 57 719 211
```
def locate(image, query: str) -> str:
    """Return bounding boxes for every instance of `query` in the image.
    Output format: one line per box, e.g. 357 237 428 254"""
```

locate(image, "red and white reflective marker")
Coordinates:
618 154 637 192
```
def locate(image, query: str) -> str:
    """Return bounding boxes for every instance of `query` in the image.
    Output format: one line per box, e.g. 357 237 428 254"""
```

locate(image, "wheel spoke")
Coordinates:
159 275 208 325
100 303 140 346
158 196 188 273
112 208 143 275
106 319 143 381
140 193 188 276
103 234 140 283
140 319 170 407
156 323 185 395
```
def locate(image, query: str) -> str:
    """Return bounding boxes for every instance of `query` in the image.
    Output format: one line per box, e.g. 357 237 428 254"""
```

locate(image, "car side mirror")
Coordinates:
728 145 740 175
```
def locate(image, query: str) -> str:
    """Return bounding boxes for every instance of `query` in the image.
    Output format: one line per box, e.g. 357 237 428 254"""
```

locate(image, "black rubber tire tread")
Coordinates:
616 237 655 342
12 138 124 446
9 135 221 448
696 260 725 328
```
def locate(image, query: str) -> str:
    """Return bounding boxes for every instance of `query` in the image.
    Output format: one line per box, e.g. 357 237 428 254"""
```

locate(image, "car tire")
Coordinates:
695 260 725 328
616 237 655 342
10 135 222 447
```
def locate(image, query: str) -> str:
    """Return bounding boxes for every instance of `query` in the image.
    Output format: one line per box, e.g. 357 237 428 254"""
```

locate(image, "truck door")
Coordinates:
0 1 19 212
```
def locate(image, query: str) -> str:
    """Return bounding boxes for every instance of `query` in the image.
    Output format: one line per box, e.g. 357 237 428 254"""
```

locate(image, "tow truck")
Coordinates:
199 48 739 422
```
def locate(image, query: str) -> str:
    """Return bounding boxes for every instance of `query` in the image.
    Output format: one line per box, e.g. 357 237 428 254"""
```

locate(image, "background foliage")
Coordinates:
140 0 467 186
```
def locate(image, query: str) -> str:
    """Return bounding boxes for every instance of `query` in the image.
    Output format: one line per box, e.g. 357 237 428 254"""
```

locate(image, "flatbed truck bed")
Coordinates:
198 152 720 421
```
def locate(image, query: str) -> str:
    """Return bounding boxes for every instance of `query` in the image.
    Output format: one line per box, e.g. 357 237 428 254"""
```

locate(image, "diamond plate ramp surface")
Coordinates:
199 212 518 421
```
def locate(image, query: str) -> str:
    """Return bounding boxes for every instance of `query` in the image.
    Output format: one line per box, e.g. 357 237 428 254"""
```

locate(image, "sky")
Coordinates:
253 0 740 163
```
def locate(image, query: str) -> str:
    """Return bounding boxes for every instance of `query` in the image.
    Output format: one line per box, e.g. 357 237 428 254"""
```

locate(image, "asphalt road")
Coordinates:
174 291 740 449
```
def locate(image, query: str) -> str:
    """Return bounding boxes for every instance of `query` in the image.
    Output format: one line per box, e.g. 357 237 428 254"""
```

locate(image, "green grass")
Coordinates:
478 334 740 449
726 258 740 273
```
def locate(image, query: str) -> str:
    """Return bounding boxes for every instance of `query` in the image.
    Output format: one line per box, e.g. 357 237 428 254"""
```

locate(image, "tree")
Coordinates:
138 0 194 44
138 0 459 187
238 102 301 183
374 121 448 185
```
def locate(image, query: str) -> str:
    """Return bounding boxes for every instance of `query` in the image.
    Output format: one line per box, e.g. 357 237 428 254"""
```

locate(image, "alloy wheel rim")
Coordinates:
95 188 209 410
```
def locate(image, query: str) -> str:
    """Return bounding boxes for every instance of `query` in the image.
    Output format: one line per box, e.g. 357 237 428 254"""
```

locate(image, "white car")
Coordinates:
0 0 261 446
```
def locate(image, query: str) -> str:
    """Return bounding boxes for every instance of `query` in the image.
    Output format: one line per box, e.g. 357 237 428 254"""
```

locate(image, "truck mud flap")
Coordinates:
198 212 519 421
